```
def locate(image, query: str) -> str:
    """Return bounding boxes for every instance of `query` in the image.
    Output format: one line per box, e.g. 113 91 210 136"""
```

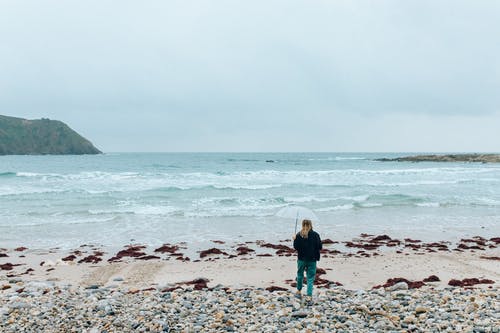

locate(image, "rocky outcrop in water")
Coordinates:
0 115 101 155
376 154 500 163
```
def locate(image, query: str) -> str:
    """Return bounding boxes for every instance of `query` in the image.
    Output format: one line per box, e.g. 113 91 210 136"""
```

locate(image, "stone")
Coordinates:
415 306 429 314
291 311 308 318
387 282 409 292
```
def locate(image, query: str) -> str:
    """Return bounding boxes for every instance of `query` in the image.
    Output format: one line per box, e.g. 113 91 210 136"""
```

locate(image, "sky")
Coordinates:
0 0 499 152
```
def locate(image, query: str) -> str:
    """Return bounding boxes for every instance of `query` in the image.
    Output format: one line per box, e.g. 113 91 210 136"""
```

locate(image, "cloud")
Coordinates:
0 1 499 151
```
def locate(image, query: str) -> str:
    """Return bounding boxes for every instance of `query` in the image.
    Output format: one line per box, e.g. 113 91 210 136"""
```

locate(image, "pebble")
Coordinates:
0 284 498 332
387 282 409 292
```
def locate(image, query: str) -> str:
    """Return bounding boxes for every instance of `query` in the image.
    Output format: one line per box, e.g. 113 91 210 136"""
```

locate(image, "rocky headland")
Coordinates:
0 115 101 155
376 154 500 163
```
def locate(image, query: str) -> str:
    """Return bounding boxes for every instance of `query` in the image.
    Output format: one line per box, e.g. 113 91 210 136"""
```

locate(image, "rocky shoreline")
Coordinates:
0 281 498 332
376 154 500 163
1 234 499 332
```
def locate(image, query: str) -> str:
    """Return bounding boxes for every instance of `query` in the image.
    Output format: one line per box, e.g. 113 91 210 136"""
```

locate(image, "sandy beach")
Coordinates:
1 236 499 290
1 234 499 332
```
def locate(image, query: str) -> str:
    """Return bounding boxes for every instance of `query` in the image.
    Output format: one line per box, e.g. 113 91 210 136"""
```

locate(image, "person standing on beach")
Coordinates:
292 219 322 301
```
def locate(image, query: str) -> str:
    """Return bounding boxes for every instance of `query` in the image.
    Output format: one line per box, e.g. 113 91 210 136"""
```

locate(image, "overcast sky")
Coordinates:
1 1 499 152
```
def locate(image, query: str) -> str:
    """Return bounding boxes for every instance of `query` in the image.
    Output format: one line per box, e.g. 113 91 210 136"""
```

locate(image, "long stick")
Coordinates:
294 210 299 234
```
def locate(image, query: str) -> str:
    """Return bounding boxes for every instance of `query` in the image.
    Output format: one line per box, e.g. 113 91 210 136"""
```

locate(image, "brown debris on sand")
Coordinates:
187 278 210 288
109 245 147 262
480 256 500 261
1 263 21 271
236 246 255 256
154 244 179 254
259 243 295 256
170 278 211 291
266 286 288 292
373 277 425 289
78 255 103 264
199 248 228 258
404 238 422 243
136 255 161 260
448 278 495 287
422 275 440 282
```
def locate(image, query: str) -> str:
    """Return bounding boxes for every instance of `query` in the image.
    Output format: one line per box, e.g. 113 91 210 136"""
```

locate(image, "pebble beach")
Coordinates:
1 234 499 332
1 281 498 332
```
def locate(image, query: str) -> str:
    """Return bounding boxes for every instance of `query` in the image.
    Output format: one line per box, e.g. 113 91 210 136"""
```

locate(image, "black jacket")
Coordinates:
293 230 322 261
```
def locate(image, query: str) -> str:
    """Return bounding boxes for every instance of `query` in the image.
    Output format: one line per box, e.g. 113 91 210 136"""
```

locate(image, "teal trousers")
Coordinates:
296 260 317 296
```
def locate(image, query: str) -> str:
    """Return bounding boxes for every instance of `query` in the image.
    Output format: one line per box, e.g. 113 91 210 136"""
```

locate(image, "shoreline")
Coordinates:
2 234 498 291
1 233 499 332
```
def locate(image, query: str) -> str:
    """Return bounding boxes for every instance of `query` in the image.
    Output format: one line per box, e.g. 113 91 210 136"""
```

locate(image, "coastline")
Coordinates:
2 234 498 290
1 234 499 332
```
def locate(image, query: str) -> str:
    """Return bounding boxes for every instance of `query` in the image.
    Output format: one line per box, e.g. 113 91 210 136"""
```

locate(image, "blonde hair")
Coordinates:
300 219 313 238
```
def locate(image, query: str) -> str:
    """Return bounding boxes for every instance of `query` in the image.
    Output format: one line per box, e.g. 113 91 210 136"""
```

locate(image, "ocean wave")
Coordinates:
0 216 119 227
14 171 142 180
284 196 333 203
88 205 181 216
211 184 282 190
474 197 500 206
0 187 111 197
226 158 260 162
341 195 370 202
0 171 16 177
416 202 440 207
359 203 383 208
0 187 67 197
183 205 284 218
316 204 355 212
364 180 467 187
151 184 283 191
6 167 500 192
16 172 43 177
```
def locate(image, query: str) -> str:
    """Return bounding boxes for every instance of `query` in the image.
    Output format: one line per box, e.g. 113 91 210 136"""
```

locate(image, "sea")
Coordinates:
1 153 499 250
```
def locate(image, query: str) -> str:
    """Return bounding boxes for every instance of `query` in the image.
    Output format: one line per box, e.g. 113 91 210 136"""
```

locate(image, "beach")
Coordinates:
3 0 500 329
1 153 500 331
1 234 499 332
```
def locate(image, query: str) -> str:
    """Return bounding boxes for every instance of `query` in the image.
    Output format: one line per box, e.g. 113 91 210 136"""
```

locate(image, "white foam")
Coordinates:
284 196 333 203
316 204 355 212
341 195 369 202
89 205 180 216
360 203 383 208
416 202 441 207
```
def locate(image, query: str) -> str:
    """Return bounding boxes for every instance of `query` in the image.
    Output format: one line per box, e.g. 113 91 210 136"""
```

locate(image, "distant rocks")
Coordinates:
0 115 101 155
376 154 500 163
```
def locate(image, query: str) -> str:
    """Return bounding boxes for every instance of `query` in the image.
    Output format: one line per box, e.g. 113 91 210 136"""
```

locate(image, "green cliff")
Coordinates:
0 115 102 155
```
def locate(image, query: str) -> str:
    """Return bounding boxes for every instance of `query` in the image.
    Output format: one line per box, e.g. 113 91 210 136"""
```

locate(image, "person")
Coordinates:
292 219 322 302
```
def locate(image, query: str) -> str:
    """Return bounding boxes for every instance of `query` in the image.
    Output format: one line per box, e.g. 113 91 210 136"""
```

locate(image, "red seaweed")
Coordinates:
0 263 20 271
78 255 102 264
448 278 495 287
199 248 228 258
423 275 440 282
266 285 288 292
154 244 179 254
